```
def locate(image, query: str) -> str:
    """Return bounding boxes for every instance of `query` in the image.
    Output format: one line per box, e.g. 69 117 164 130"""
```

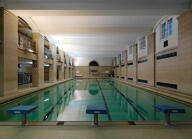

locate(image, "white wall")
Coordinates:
74 57 112 66
155 16 178 53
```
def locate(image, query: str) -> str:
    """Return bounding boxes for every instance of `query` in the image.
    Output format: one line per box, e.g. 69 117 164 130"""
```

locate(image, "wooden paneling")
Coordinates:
0 7 4 96
17 48 37 60
118 55 121 79
0 8 74 98
121 66 126 77
116 67 120 77
124 50 128 80
32 33 44 87
137 33 155 86
155 48 178 87
120 50 127 80
127 65 135 80
127 44 137 82
0 8 18 96
74 66 112 77
44 58 53 64
98 66 112 76
44 66 49 82
59 50 64 81
177 9 192 94
66 67 70 78
114 67 117 77
49 44 57 82
64 67 69 79
1 8 192 98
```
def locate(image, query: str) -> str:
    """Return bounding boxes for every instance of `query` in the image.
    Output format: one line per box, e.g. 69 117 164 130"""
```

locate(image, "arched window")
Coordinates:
89 61 99 66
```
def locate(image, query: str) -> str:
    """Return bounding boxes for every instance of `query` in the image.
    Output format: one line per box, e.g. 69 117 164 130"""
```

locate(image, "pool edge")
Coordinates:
113 78 192 106
0 78 73 105
1 121 192 126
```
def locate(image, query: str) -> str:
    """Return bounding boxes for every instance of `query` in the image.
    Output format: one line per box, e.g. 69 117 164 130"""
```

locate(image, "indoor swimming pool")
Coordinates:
0 79 192 122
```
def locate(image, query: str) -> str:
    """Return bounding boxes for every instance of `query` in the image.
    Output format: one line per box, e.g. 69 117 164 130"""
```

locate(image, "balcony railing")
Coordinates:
18 33 36 53
18 17 36 53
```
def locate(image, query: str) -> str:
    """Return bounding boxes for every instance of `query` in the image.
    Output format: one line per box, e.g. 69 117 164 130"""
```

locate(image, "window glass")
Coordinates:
168 18 173 36
89 61 99 66
116 56 119 65
140 36 146 50
121 51 124 63
161 23 166 39
129 45 133 55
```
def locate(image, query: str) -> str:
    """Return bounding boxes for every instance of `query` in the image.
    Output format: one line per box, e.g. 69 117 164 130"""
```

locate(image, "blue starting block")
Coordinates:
154 105 185 125
86 105 107 125
7 105 38 125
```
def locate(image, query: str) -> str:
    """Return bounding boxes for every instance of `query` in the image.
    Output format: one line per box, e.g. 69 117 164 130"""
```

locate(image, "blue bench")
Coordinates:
7 105 38 125
154 105 185 125
86 105 107 125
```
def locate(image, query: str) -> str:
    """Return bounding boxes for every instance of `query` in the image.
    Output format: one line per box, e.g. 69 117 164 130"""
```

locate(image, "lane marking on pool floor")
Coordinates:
96 79 112 121
107 81 146 120
43 84 74 121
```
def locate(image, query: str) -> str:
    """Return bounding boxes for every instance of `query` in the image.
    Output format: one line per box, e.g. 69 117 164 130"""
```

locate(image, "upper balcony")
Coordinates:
69 58 72 67
18 17 36 53
44 38 53 60
63 53 67 66
44 47 53 60
56 54 62 63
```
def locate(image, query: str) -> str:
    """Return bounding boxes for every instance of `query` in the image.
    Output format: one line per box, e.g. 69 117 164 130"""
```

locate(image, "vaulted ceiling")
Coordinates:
1 0 192 58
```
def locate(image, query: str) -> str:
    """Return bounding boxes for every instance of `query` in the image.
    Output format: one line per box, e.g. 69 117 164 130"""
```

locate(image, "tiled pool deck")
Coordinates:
1 124 192 139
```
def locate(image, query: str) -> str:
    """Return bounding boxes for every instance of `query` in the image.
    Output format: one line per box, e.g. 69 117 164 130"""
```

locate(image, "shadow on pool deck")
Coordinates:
0 125 192 139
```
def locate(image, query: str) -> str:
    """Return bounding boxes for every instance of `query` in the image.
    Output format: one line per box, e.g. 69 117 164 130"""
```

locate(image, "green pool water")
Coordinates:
0 79 192 122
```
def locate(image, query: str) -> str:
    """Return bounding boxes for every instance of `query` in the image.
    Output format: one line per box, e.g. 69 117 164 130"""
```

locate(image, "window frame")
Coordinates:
167 18 173 37
121 51 125 64
161 18 173 40
161 22 167 39
129 45 133 55
139 36 146 50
